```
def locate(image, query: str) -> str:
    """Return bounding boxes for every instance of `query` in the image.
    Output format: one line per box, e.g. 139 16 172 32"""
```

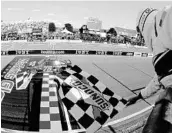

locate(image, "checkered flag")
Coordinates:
57 65 127 133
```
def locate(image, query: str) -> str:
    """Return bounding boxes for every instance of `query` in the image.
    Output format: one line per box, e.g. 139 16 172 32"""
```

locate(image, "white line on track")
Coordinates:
125 63 153 78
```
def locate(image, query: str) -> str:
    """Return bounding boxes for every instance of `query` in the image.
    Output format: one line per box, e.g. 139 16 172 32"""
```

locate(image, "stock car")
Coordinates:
1 57 74 131
1 55 129 133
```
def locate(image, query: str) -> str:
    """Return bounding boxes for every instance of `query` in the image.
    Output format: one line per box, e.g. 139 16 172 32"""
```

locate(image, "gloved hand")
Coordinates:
126 93 143 106
155 86 172 104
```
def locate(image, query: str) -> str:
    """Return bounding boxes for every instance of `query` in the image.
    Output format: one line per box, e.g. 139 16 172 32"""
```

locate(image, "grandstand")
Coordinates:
1 19 142 46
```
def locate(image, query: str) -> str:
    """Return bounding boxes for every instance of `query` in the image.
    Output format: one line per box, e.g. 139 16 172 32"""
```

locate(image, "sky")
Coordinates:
1 1 172 30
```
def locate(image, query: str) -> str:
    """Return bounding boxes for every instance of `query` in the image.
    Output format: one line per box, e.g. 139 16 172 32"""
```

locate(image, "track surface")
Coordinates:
1 42 158 132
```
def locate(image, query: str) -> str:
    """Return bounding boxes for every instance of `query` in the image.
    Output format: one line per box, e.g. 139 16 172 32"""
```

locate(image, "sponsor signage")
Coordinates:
1 56 45 102
1 50 152 58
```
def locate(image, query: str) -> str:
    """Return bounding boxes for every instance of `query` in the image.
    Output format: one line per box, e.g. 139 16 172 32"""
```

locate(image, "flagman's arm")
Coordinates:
127 75 164 106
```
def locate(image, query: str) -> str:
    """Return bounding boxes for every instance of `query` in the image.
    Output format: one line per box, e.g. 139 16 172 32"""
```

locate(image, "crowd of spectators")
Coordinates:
1 21 81 41
2 21 47 41
1 21 144 46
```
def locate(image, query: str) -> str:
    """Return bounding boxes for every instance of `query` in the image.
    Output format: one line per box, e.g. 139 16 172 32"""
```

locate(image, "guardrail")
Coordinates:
1 39 147 47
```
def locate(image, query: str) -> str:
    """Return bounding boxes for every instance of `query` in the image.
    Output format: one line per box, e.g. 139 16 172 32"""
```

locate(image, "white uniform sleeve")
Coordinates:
168 5 172 48
155 5 172 51
163 5 172 50
141 75 162 99
161 74 172 88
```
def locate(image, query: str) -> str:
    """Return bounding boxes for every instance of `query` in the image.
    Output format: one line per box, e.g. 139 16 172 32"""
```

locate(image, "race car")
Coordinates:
1 56 127 133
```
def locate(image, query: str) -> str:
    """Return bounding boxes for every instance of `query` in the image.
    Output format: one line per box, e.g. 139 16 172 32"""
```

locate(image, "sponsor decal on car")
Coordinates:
1 80 14 102
4 58 30 80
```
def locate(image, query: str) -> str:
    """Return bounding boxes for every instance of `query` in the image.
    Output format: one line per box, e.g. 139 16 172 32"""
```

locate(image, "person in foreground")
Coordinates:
127 5 172 133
